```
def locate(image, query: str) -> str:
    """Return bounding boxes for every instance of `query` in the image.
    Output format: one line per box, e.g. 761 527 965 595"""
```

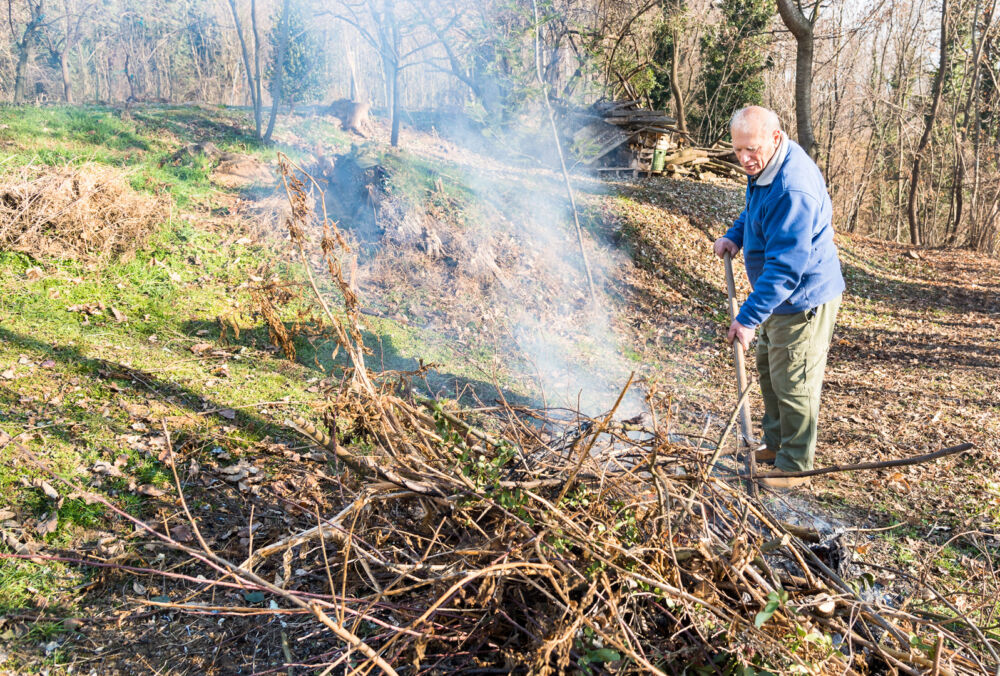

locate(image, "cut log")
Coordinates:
660 147 707 166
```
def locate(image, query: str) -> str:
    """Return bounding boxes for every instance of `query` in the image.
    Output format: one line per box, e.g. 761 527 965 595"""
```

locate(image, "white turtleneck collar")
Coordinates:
753 131 788 186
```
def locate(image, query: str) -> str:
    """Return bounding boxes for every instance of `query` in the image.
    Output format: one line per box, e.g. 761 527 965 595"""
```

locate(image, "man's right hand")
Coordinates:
713 237 738 259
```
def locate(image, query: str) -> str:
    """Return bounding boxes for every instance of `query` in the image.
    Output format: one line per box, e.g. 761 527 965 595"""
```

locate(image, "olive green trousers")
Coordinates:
756 295 841 472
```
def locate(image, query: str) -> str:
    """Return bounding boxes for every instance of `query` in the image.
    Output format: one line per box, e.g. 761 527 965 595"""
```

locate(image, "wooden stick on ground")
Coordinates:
751 442 974 479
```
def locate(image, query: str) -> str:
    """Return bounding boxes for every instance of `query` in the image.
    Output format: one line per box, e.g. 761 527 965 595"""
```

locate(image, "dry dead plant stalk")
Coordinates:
249 282 298 361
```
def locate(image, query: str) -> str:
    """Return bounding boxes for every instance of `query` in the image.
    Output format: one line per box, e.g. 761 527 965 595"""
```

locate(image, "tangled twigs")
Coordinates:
17 442 401 675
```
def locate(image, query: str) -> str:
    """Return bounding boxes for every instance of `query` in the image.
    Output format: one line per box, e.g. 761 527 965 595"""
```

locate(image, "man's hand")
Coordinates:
713 237 738 259
727 320 755 350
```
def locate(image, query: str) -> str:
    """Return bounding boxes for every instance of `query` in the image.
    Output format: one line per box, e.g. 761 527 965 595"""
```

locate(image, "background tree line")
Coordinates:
1 0 996 253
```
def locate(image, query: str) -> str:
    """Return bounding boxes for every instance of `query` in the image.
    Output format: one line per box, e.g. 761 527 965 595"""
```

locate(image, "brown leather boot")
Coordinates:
759 475 811 489
755 445 777 464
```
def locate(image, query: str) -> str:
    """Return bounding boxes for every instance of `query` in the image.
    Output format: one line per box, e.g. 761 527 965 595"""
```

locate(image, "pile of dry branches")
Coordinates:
220 155 989 674
0 163 168 260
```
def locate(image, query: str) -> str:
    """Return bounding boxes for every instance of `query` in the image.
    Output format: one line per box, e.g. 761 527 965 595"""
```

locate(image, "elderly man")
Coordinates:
713 106 845 488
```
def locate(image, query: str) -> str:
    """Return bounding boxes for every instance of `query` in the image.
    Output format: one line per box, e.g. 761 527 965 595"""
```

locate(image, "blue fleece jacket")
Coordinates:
723 135 845 328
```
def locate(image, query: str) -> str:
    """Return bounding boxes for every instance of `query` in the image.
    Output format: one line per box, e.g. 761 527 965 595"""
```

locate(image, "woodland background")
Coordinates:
2 0 997 253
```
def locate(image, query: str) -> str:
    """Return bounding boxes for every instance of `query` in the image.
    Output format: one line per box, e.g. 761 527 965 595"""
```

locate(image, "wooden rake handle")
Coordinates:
724 251 754 447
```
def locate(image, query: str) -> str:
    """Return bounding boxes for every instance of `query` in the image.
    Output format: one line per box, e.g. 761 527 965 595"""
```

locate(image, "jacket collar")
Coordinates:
752 131 788 187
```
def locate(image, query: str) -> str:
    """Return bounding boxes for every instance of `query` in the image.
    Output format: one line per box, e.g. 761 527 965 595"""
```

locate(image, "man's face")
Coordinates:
732 126 782 177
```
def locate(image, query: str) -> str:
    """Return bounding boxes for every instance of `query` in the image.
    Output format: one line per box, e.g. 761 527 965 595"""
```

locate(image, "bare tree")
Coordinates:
10 0 46 102
41 0 94 102
776 0 820 159
329 0 440 147
262 0 288 143
226 0 263 138
907 0 950 247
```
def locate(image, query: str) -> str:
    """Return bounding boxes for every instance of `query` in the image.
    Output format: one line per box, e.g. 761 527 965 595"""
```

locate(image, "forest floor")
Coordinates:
0 104 997 674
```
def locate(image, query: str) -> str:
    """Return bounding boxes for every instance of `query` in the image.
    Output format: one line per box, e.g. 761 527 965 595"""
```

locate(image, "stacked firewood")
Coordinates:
567 99 744 180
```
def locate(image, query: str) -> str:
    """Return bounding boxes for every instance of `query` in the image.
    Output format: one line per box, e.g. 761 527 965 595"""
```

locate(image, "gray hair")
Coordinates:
730 106 781 136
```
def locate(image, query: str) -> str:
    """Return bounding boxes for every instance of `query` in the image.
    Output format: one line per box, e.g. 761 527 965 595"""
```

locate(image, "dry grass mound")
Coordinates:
0 163 168 260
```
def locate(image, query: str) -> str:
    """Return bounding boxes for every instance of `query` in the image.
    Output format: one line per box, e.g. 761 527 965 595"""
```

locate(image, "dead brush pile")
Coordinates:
0 163 168 260
19 155 993 674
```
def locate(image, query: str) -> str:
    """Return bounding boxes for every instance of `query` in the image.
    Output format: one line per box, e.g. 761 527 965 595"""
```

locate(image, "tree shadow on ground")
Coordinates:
841 260 1000 316
0 326 277 449
129 106 259 148
0 327 367 672
831 323 1000 371
178 319 541 412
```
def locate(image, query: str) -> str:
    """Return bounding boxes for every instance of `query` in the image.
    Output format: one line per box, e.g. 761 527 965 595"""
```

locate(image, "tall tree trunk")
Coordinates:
124 53 137 101
385 0 402 147
14 45 31 102
13 1 45 103
76 43 89 102
669 28 687 135
346 45 359 101
776 0 818 159
950 0 996 245
262 0 290 143
226 0 261 139
251 0 263 132
60 50 73 102
907 0 949 247
390 61 401 146
105 55 113 102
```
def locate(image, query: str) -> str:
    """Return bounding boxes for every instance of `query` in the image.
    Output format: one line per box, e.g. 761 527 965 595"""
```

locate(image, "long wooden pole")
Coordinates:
532 0 598 307
724 252 754 447
751 442 974 479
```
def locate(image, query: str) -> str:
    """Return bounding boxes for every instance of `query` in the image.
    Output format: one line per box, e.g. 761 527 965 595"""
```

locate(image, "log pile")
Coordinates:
567 99 744 180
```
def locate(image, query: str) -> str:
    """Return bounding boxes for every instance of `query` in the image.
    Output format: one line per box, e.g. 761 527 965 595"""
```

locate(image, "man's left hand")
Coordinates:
727 320 755 350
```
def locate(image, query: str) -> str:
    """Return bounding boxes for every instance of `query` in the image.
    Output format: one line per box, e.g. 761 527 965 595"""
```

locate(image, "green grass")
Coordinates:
0 106 355 649
0 105 347 210
379 147 478 211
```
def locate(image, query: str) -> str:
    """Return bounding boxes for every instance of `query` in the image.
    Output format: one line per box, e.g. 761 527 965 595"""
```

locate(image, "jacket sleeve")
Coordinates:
735 190 817 328
723 209 747 249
